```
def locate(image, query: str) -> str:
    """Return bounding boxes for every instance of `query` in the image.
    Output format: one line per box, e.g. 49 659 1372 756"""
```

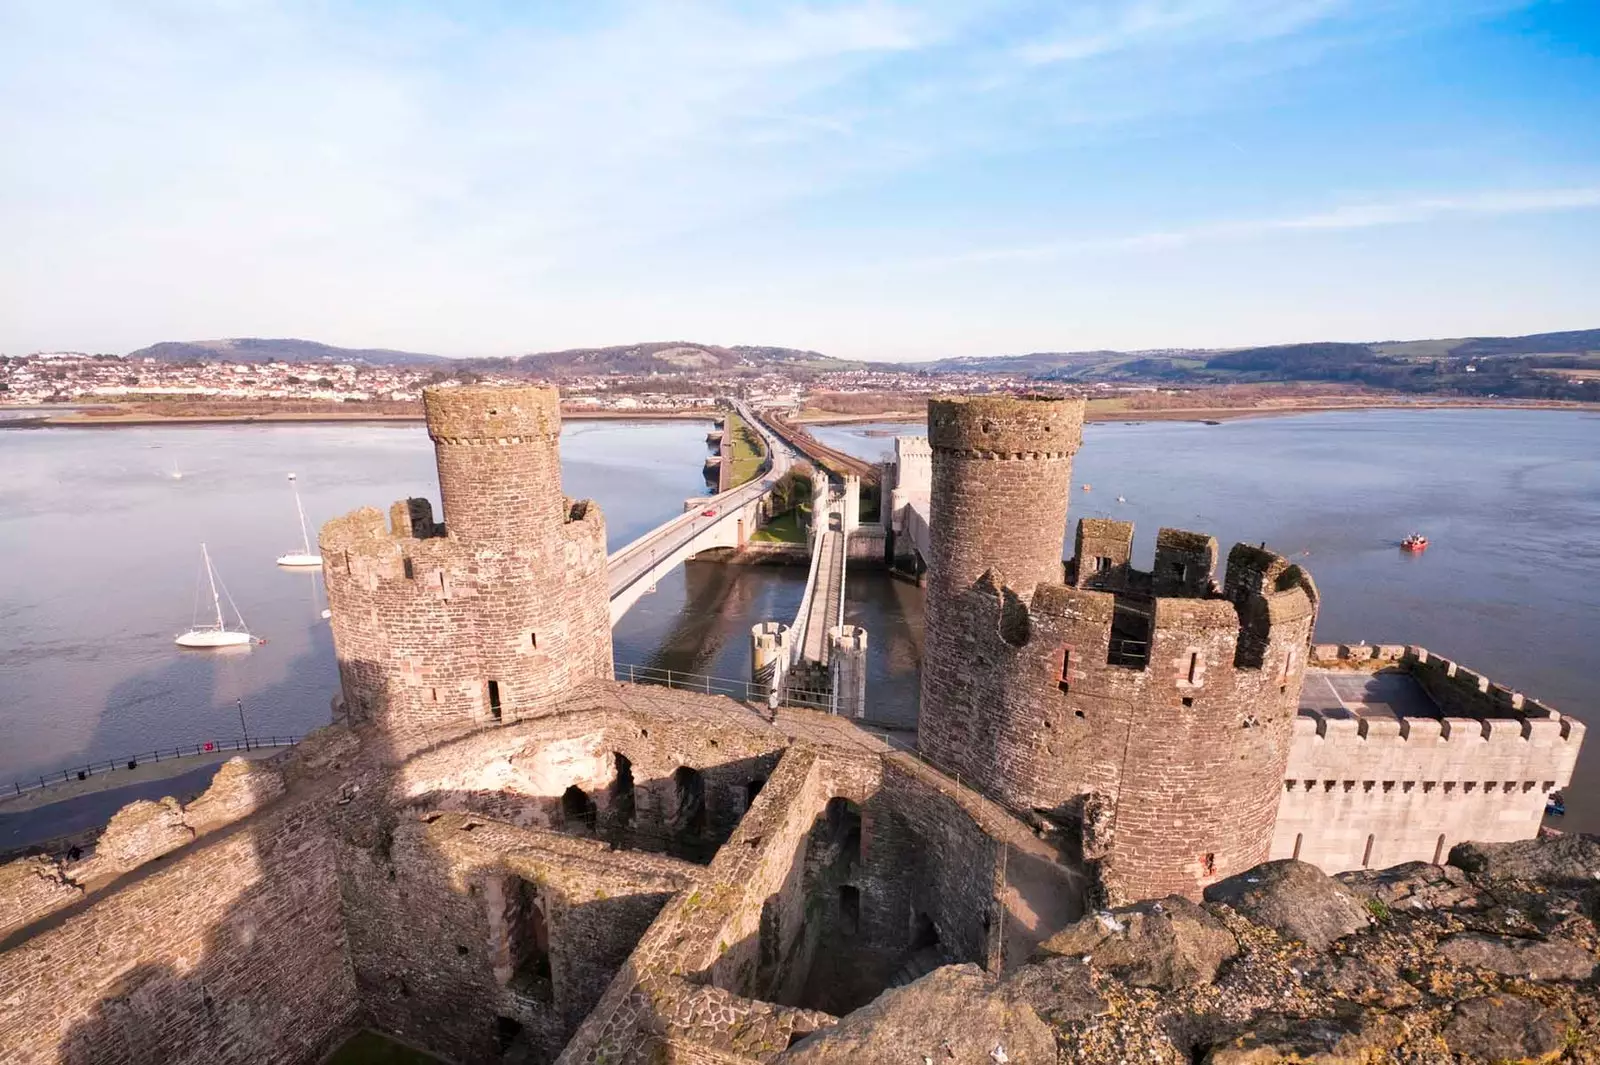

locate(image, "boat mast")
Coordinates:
290 473 312 554
202 542 224 630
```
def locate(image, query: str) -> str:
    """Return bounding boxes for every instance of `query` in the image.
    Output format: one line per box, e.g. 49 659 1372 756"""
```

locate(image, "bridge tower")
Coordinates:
918 395 1085 783
321 385 612 759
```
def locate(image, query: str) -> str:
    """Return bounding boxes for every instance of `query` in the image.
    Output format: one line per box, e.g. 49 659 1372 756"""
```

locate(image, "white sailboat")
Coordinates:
176 544 255 648
170 459 184 480
275 473 322 568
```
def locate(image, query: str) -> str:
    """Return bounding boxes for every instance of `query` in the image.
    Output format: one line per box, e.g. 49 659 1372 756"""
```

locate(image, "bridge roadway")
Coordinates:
606 400 794 624
794 493 847 664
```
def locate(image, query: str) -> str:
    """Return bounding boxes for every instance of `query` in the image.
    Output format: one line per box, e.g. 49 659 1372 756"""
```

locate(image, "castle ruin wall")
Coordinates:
0 790 357 1065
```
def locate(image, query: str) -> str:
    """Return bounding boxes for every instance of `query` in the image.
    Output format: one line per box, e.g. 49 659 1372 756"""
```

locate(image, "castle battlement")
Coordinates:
320 385 612 759
927 394 1084 458
1276 644 1583 873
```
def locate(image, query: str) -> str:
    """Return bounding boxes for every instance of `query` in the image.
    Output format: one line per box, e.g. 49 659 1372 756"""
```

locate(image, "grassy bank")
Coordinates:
725 412 767 486
751 509 806 543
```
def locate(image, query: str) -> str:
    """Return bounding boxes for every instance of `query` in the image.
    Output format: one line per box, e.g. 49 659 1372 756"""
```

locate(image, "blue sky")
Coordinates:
2 1 1597 360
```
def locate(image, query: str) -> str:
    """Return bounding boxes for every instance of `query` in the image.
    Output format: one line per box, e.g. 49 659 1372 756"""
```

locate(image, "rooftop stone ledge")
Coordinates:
926 394 1085 455
423 383 562 442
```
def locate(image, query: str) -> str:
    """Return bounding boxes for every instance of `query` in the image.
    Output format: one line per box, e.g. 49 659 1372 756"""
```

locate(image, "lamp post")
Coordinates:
237 698 250 750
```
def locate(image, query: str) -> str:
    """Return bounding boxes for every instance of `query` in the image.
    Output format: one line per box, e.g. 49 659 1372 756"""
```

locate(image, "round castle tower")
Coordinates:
321 385 611 759
919 395 1085 781
917 393 1318 904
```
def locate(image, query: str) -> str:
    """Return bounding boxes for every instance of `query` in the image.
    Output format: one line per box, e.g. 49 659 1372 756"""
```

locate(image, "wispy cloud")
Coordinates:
907 187 1600 268
1015 0 1351 66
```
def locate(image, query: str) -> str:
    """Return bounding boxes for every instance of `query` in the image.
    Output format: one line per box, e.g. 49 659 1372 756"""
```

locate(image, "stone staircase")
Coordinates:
886 946 947 989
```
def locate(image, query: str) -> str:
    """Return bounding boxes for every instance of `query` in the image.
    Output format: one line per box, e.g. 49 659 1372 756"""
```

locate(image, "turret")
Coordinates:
321 385 612 760
918 395 1085 781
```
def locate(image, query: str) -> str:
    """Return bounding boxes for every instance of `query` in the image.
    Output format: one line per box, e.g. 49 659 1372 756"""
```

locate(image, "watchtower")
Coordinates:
918 395 1084 780
321 385 612 759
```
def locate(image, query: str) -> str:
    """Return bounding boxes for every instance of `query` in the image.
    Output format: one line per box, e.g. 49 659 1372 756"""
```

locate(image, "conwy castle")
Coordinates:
0 386 1587 1064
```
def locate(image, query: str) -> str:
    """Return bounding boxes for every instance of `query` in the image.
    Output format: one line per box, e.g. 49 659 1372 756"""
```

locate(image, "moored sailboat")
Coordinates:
275 473 322 568
176 544 255 648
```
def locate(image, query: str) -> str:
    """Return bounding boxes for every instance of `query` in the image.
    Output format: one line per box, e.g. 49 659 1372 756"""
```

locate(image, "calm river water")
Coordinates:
2 410 1595 833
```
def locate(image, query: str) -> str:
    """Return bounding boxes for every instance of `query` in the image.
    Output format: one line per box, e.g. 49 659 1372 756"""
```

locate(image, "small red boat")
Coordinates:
1401 533 1429 552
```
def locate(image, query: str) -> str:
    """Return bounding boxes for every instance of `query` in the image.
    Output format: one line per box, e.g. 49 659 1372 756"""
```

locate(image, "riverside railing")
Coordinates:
612 660 835 713
5 736 301 799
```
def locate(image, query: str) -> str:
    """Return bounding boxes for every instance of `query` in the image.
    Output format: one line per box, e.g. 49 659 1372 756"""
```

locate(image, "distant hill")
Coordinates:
126 338 450 366
503 341 857 379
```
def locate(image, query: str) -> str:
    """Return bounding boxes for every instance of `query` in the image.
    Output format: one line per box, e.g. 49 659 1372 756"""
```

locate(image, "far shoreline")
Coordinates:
0 407 715 430
3 396 1595 431
793 397 1600 427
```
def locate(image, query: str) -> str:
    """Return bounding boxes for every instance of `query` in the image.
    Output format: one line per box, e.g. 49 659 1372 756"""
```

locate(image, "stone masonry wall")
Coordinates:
919 395 1084 788
919 515 1317 905
321 384 612 761
337 811 700 1065
0 791 357 1065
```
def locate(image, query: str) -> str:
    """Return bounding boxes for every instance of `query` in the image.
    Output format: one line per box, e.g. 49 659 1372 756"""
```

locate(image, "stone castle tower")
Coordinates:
918 396 1319 903
320 385 612 759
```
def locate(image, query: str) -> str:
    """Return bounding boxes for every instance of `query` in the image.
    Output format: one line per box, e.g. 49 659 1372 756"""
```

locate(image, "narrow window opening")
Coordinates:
505 878 552 1003
825 797 863 867
561 785 596 832
838 885 861 935
1172 561 1188 582
1181 697 1195 708
402 557 414 579
1201 852 1216 876
672 766 707 838
1432 833 1446 865
610 753 636 826
1362 833 1375 868
494 1016 524 1054
1187 652 1201 685
1058 646 1074 693
529 631 538 649
487 680 502 721
429 687 438 703
1292 832 1303 860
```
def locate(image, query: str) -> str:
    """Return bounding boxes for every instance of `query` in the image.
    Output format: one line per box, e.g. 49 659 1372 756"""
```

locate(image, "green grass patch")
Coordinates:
751 510 806 543
726 412 766 487
325 1031 449 1065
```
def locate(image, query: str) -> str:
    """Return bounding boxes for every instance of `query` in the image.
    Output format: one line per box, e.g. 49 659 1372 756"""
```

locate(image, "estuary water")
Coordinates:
0 419 893 790
815 409 1600 833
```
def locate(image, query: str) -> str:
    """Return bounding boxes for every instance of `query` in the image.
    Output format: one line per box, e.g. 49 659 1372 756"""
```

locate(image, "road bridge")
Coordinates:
606 400 794 624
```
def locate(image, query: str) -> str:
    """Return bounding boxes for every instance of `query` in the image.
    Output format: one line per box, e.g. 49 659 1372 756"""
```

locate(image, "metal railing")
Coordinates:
5 736 301 799
613 660 833 713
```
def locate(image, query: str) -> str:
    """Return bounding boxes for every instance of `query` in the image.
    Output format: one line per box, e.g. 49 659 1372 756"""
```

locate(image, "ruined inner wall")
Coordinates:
554 721 1054 1065
0 787 358 1065
337 810 699 1065
321 385 612 760
1274 648 1585 874
934 518 1317 904
919 396 1084 785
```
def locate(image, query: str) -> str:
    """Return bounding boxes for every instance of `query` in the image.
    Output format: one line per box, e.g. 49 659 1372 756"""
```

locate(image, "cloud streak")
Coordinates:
907 187 1600 268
